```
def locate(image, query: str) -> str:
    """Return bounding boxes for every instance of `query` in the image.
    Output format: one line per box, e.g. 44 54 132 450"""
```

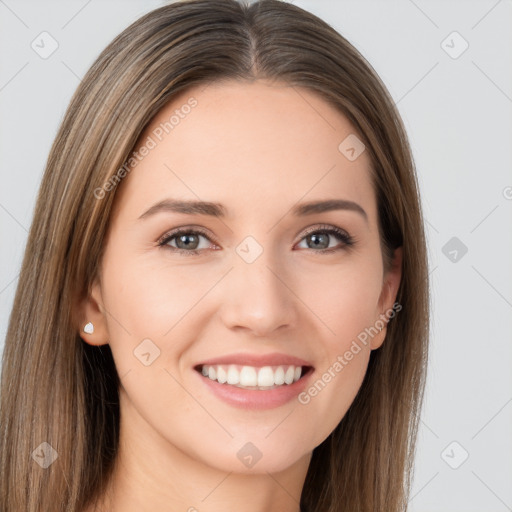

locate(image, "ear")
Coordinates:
371 246 403 351
74 278 109 346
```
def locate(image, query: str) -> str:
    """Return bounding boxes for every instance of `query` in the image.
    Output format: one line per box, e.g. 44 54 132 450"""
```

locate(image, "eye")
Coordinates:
157 224 356 256
157 227 218 256
295 224 355 254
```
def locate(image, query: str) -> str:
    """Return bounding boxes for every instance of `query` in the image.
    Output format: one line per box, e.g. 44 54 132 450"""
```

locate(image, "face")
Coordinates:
81 79 401 475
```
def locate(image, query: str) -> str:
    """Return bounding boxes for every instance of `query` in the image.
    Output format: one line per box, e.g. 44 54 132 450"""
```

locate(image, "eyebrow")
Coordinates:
138 198 368 223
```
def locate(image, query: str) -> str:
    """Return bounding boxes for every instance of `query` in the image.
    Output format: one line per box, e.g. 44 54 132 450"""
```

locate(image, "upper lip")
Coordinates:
195 352 313 369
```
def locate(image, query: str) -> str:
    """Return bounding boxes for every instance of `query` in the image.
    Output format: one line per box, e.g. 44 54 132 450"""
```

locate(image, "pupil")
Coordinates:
310 233 328 249
178 234 198 249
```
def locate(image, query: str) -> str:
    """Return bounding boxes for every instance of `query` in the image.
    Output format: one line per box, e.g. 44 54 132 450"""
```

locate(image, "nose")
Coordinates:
218 253 299 338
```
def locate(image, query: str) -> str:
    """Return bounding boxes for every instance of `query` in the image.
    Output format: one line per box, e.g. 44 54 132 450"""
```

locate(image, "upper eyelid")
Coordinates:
300 224 349 236
157 226 216 247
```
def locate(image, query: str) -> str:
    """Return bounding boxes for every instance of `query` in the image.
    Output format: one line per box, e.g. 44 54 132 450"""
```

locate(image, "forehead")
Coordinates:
113 79 376 225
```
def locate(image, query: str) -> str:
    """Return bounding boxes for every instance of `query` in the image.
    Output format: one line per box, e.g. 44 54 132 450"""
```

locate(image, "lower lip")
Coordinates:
195 368 314 410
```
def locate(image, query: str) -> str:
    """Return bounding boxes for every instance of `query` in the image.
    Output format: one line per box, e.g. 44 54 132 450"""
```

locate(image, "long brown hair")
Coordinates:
0 1 429 510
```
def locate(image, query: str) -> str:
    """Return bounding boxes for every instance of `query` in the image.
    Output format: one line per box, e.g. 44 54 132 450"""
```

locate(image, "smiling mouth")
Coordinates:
194 364 314 390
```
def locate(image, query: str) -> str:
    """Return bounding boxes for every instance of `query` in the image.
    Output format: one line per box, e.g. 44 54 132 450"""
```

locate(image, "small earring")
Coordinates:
83 322 94 334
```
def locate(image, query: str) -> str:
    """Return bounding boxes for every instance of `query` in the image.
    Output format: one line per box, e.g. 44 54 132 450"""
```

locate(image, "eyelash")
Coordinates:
157 224 356 256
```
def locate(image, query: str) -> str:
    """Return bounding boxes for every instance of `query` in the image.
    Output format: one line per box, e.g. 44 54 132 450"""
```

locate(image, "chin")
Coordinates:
195 440 310 475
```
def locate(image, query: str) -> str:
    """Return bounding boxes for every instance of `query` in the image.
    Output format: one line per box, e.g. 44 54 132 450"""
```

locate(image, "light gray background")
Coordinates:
1 1 511 511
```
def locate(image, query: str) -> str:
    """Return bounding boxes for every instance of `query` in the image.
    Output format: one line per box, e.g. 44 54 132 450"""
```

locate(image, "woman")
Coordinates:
0 0 429 510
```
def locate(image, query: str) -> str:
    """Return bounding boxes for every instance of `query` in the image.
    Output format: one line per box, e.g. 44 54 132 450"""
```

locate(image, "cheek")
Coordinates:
269 258 381 446
98 254 227 462
100 251 215 363
288 257 380 439
295 344 371 452
294 254 383 351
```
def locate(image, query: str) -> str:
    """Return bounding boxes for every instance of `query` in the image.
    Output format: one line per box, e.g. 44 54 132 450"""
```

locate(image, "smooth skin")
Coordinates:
78 79 402 512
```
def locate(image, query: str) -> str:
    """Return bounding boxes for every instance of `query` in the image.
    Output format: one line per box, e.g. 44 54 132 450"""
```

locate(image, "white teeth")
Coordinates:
257 366 274 387
199 364 305 389
216 366 227 384
239 366 258 386
226 365 240 385
274 366 285 385
284 366 295 385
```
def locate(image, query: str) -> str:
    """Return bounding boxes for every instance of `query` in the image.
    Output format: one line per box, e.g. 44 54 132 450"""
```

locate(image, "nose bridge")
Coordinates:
220 242 297 336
